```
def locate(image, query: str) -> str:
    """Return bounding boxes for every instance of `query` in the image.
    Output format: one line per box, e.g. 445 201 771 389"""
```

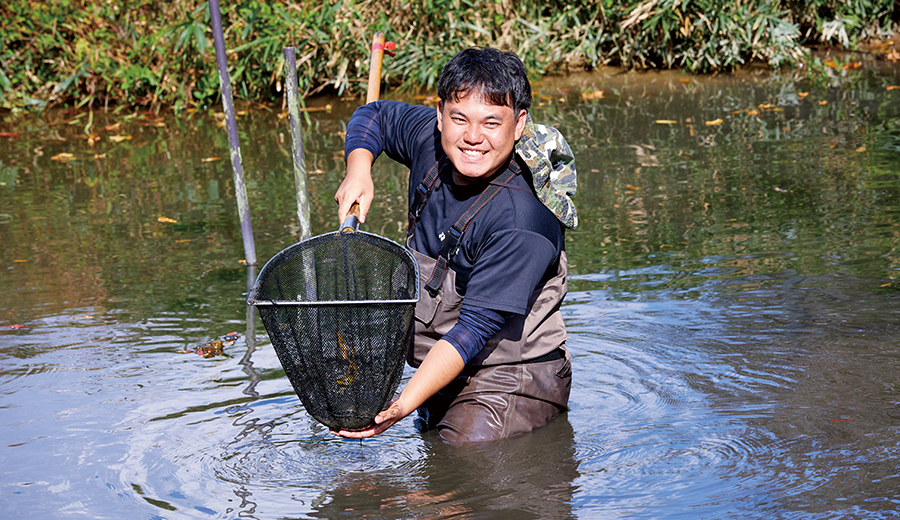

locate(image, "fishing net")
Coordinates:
248 229 419 431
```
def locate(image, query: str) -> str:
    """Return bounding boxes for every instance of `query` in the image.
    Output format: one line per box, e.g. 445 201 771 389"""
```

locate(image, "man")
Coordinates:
333 47 576 443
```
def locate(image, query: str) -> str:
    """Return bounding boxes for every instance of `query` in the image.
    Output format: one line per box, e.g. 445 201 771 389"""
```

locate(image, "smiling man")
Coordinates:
334 47 575 443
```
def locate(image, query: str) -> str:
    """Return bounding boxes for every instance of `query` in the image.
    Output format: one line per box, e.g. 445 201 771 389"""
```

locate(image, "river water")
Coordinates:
2 62 899 519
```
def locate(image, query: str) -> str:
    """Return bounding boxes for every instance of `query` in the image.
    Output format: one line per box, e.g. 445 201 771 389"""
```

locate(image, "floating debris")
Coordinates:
178 332 240 358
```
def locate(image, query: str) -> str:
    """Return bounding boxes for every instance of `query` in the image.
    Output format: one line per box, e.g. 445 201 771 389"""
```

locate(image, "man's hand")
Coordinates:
335 148 375 224
330 340 465 440
331 397 408 439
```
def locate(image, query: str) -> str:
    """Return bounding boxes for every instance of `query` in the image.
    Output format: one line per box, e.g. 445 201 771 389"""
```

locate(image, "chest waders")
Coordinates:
406 156 572 443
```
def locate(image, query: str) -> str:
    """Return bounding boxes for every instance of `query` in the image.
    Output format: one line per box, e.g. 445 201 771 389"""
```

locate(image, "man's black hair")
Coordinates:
437 48 532 113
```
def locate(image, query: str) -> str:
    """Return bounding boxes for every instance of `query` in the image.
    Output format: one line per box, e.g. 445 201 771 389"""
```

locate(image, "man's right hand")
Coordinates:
335 148 376 224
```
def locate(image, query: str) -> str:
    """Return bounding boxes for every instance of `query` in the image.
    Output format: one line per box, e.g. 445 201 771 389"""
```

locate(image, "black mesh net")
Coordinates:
248 230 419 430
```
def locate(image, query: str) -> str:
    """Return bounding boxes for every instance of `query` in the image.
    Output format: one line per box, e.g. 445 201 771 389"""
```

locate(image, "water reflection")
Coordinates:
309 419 579 519
2 65 900 518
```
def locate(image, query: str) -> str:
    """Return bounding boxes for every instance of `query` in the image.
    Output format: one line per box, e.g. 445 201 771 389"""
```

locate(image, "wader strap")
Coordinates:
408 157 450 234
422 161 520 297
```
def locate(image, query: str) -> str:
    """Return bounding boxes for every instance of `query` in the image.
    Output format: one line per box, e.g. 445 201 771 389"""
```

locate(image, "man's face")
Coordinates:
437 92 527 184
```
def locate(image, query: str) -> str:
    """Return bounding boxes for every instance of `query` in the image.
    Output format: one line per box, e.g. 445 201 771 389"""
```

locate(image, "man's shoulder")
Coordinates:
485 176 564 244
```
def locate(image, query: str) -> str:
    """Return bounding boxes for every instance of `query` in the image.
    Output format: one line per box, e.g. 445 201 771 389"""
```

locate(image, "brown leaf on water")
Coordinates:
705 118 724 126
51 152 75 162
201 157 221 163
158 216 178 224
109 135 132 143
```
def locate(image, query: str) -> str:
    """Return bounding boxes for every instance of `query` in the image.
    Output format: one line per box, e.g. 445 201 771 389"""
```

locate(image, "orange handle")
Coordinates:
366 32 385 104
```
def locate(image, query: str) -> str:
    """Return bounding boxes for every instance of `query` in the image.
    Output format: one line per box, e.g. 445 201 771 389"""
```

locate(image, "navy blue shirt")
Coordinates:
345 101 564 360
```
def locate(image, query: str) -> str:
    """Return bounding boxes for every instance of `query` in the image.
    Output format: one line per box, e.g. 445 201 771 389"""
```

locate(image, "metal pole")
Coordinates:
209 0 257 266
283 47 312 240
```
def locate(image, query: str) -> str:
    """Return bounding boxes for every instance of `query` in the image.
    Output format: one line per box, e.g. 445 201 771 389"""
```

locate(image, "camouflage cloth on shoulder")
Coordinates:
515 113 578 229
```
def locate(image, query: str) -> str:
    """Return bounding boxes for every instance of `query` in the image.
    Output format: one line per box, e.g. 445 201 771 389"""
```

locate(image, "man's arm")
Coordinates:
335 100 437 223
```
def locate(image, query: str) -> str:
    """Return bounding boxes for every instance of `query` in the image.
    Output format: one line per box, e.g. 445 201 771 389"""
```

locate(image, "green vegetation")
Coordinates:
1 0 896 113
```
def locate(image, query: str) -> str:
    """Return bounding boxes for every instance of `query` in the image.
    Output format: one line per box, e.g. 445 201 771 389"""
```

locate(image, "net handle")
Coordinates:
340 202 361 234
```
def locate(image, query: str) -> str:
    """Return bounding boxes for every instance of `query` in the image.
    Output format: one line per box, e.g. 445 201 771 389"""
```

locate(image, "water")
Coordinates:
2 61 900 518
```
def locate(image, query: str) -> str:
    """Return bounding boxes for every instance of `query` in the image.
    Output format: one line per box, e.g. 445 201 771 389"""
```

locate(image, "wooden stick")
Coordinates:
283 47 312 240
366 32 386 104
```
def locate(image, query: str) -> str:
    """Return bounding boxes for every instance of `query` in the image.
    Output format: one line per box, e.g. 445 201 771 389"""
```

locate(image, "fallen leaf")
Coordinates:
887 85 900 90
158 216 178 224
679 78 691 83
0 132 19 138
238 259 248 265
581 90 605 101
14 259 28 263
201 157 221 163
705 118 724 126
51 152 76 162
174 239 192 243
824 60 838 69
109 135 132 142
819 100 829 105
841 61 862 70
748 109 759 116
758 103 776 109
798 92 809 99
93 153 107 159
856 146 866 152
105 122 121 131
655 120 678 125
626 185 641 190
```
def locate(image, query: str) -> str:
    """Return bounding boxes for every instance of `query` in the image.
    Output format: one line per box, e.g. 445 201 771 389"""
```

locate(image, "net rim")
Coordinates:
247 298 419 307
246 229 420 306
